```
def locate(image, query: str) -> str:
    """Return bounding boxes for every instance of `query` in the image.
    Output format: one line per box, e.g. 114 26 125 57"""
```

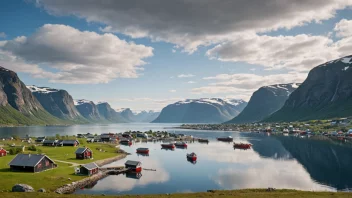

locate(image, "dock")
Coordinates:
99 166 131 175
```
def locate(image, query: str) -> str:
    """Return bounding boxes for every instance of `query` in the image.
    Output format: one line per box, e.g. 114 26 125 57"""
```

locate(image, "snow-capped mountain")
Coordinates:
27 85 83 120
152 98 247 123
118 108 160 122
226 83 300 124
266 55 352 122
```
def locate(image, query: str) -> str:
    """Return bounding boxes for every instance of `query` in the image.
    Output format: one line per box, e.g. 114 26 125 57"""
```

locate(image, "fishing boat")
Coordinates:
186 152 197 161
161 143 175 149
120 139 132 146
136 147 149 154
175 141 187 148
216 136 233 142
233 142 252 149
198 138 209 143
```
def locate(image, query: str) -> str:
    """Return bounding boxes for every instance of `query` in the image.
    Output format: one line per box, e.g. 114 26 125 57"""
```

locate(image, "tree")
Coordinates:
55 134 60 139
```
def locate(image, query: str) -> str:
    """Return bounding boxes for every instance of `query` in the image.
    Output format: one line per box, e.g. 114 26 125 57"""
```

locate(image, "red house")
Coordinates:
75 147 93 160
0 148 6 157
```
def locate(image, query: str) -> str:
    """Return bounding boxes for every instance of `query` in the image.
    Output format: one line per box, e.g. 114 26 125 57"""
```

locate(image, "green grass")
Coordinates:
0 189 351 198
0 138 121 192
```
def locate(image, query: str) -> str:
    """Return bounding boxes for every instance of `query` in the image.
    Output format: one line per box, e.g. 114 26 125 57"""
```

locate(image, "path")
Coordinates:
53 159 82 167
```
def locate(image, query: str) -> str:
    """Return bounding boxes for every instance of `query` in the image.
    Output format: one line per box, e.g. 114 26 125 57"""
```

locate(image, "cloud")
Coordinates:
178 74 195 78
334 19 352 38
169 89 176 93
172 49 176 53
192 73 307 100
187 81 196 84
35 0 352 53
0 24 153 84
0 32 6 38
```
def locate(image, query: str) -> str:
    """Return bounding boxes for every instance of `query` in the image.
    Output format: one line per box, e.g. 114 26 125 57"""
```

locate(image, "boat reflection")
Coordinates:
161 147 175 151
187 158 197 165
137 153 150 157
126 172 143 179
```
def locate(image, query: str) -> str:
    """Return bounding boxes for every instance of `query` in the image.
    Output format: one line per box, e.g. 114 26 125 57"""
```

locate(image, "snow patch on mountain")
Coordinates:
341 57 352 64
74 99 92 106
26 85 60 94
175 98 245 107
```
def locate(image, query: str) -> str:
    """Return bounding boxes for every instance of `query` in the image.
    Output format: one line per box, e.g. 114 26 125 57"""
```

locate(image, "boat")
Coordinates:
198 138 209 143
175 141 187 148
216 136 233 142
136 147 149 154
233 142 252 149
161 143 175 149
120 139 132 146
186 152 197 161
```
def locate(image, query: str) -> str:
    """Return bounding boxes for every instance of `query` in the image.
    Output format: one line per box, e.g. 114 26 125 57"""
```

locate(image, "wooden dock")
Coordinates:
99 166 131 175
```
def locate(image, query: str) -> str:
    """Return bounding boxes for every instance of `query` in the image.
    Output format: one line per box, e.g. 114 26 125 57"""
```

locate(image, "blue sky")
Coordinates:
0 0 351 111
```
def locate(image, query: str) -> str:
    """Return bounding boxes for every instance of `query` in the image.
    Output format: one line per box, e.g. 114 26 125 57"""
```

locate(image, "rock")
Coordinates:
12 184 35 192
207 190 216 193
68 178 72 180
38 188 46 193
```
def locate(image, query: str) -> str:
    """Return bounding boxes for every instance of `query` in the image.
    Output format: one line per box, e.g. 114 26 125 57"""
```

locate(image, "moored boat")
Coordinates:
175 141 187 147
186 152 197 161
136 147 149 154
161 143 175 149
198 138 209 143
120 139 132 145
233 142 252 149
217 136 233 142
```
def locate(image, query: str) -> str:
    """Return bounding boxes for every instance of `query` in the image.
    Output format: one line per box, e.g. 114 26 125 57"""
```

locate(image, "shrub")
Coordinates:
9 147 22 155
28 145 37 151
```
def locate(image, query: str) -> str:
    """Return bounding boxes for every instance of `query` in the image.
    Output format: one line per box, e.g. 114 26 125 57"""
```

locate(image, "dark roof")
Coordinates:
8 154 55 167
36 137 46 140
43 140 57 144
75 147 89 154
62 140 79 144
100 135 112 139
125 160 141 166
81 162 99 170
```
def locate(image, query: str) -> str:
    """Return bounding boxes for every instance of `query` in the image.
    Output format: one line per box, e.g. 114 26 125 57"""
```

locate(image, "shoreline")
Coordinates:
55 153 127 194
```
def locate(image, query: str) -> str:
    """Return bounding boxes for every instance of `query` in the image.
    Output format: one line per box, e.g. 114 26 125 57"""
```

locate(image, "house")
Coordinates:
100 135 112 142
62 140 80 147
8 154 57 172
125 160 142 172
79 162 99 176
43 140 59 146
137 133 148 139
0 148 6 157
35 137 46 143
75 147 93 159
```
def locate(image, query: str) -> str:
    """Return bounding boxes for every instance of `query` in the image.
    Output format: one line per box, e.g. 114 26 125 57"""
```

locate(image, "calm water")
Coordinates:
1 123 352 194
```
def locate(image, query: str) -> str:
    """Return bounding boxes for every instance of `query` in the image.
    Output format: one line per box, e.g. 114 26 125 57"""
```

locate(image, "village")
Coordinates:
0 130 181 193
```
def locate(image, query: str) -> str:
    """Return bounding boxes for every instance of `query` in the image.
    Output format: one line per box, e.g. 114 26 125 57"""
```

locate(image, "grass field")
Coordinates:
0 138 121 192
0 189 351 198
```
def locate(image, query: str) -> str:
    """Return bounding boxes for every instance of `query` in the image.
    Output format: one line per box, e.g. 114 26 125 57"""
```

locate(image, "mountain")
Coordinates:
152 98 247 123
27 85 86 123
117 108 159 122
265 55 352 122
74 99 103 122
226 83 300 124
96 102 126 123
0 66 64 126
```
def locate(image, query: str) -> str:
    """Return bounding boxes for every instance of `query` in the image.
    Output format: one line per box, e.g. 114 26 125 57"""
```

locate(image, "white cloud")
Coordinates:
36 0 352 53
169 89 177 93
334 19 352 38
0 32 6 38
172 49 176 53
187 81 196 84
0 24 153 84
178 74 195 78
192 72 307 100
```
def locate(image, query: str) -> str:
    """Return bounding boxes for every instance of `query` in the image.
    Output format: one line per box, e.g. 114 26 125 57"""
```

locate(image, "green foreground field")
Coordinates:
1 189 351 198
0 138 121 192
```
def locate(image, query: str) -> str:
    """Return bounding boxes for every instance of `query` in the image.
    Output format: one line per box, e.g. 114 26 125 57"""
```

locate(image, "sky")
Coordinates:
0 0 351 112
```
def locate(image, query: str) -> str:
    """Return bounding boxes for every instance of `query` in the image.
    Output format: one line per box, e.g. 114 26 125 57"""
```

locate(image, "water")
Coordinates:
2 123 352 194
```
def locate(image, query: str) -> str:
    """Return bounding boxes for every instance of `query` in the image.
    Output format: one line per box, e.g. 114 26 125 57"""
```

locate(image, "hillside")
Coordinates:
118 108 160 122
152 98 247 123
265 55 352 122
226 83 300 124
96 102 126 123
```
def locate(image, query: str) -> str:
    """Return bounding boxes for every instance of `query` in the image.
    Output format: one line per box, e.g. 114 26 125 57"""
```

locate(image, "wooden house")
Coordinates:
125 160 142 172
35 137 46 143
8 154 57 173
75 147 93 159
0 148 6 157
43 140 58 146
79 162 99 176
62 140 80 147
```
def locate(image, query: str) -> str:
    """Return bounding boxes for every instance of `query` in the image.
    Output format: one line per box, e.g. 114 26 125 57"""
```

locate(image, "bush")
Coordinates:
28 145 37 151
9 147 22 155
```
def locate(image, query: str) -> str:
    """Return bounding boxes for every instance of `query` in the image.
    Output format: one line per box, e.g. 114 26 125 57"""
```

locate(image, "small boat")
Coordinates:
120 139 132 146
136 147 149 154
198 138 209 143
233 142 252 149
186 152 197 161
217 136 233 142
175 141 187 147
161 143 175 149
